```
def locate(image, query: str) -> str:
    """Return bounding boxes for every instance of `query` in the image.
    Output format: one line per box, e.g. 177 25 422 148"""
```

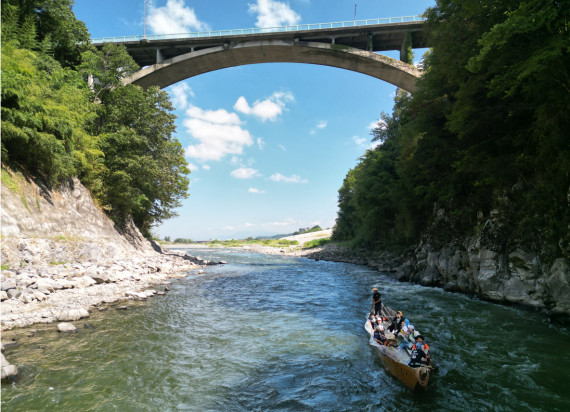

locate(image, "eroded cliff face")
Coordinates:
0 172 201 332
1 173 155 267
391 212 570 318
305 212 569 319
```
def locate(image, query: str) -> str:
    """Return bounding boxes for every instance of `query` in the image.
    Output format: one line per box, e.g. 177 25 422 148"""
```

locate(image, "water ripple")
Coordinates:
2 249 570 411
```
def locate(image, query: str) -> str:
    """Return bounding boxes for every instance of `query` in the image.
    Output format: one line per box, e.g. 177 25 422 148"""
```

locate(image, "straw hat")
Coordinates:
372 287 378 291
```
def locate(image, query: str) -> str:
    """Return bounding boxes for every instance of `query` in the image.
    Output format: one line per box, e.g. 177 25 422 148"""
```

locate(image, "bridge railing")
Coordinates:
91 15 425 44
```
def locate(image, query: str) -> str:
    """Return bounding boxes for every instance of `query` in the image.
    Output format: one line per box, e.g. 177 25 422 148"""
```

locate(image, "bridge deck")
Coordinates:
92 16 427 67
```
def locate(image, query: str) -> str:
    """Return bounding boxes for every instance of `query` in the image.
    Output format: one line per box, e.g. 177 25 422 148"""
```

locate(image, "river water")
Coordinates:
2 248 569 411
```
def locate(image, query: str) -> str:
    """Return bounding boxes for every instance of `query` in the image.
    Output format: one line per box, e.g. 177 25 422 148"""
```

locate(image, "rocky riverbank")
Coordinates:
0 174 211 382
205 225 569 321
272 241 570 321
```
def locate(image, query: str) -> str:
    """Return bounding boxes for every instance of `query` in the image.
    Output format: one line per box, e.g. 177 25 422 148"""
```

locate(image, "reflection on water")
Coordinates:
2 248 569 411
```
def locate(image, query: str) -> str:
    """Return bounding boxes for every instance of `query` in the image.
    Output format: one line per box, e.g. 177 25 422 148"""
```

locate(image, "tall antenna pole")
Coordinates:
144 0 152 39
354 4 357 21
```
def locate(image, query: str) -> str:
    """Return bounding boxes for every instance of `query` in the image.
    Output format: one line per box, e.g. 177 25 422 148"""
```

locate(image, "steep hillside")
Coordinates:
0 169 200 331
1 170 154 268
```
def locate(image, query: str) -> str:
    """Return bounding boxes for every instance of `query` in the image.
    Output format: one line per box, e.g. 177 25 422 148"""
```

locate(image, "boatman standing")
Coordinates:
371 287 382 316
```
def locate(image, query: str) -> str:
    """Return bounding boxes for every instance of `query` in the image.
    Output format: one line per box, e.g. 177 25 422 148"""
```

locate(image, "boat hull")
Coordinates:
365 318 430 390
373 345 430 390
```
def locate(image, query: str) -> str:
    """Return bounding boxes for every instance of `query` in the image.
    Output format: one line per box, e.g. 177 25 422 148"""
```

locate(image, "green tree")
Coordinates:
1 0 90 67
1 44 102 186
334 0 569 259
79 43 140 102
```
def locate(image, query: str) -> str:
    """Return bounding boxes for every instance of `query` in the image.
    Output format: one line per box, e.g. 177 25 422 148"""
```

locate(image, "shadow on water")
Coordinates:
2 249 569 411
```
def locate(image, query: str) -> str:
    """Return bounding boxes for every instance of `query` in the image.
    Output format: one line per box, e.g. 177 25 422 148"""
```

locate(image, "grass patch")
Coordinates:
1 264 11 270
50 235 83 242
1 168 30 212
207 239 299 248
303 238 331 249
331 43 350 52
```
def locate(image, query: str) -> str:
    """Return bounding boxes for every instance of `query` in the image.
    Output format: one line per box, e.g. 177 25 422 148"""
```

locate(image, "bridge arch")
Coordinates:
124 40 421 92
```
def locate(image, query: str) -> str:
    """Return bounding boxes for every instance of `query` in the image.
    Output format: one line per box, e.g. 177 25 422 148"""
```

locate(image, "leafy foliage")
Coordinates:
93 83 190 236
303 238 331 249
1 0 91 67
334 0 570 260
1 0 190 238
1 43 102 186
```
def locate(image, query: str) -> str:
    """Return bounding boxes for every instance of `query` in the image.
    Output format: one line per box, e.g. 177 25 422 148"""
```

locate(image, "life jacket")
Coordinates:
412 342 429 352
409 346 426 367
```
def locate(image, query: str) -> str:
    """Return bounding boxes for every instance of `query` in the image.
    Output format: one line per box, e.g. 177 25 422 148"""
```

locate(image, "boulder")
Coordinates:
1 279 16 291
56 307 89 321
91 273 114 284
1 353 18 382
57 322 77 333
547 258 570 310
72 275 97 289
33 290 47 301
36 278 56 292
502 276 528 304
0 291 8 301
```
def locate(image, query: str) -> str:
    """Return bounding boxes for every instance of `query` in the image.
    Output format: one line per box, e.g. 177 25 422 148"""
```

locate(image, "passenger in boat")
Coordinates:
371 288 382 316
408 335 430 367
376 316 385 331
388 311 404 335
373 326 387 345
397 322 414 352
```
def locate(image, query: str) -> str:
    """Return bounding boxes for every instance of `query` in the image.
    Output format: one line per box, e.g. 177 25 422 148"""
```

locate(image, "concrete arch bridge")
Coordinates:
92 16 428 93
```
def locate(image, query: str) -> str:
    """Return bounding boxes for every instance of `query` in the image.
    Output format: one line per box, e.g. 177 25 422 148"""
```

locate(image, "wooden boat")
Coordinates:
364 306 433 390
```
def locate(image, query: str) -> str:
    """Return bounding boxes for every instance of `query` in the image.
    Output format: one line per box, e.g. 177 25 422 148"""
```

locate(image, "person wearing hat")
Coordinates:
408 335 430 367
371 287 382 316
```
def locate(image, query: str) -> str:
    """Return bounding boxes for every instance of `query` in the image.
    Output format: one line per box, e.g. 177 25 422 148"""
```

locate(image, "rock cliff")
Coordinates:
0 170 200 332
305 212 570 320
1 173 154 267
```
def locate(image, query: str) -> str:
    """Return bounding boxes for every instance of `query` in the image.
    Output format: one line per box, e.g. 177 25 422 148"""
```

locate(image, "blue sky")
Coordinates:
74 0 434 240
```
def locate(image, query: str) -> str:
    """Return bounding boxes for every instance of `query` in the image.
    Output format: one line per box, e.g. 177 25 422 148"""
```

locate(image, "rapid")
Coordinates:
2 248 569 411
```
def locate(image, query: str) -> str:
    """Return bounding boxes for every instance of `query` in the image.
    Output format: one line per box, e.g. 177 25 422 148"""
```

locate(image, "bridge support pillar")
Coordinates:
399 31 413 63
156 48 165 64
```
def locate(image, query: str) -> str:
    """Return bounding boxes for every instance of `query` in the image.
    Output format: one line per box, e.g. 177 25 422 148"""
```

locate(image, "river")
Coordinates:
2 248 569 411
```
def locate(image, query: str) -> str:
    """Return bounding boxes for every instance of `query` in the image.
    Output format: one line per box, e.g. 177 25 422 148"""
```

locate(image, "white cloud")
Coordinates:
148 0 210 34
248 0 301 28
368 119 387 131
310 120 328 134
248 188 266 194
353 135 380 150
184 105 253 161
257 137 265 150
187 162 198 171
234 91 294 122
352 135 367 148
202 164 211 170
269 172 308 183
267 217 296 227
168 83 194 110
230 168 260 179
278 144 287 151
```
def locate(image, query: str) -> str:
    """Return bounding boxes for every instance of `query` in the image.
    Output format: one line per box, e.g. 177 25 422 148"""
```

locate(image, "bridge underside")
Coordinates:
125 40 422 92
